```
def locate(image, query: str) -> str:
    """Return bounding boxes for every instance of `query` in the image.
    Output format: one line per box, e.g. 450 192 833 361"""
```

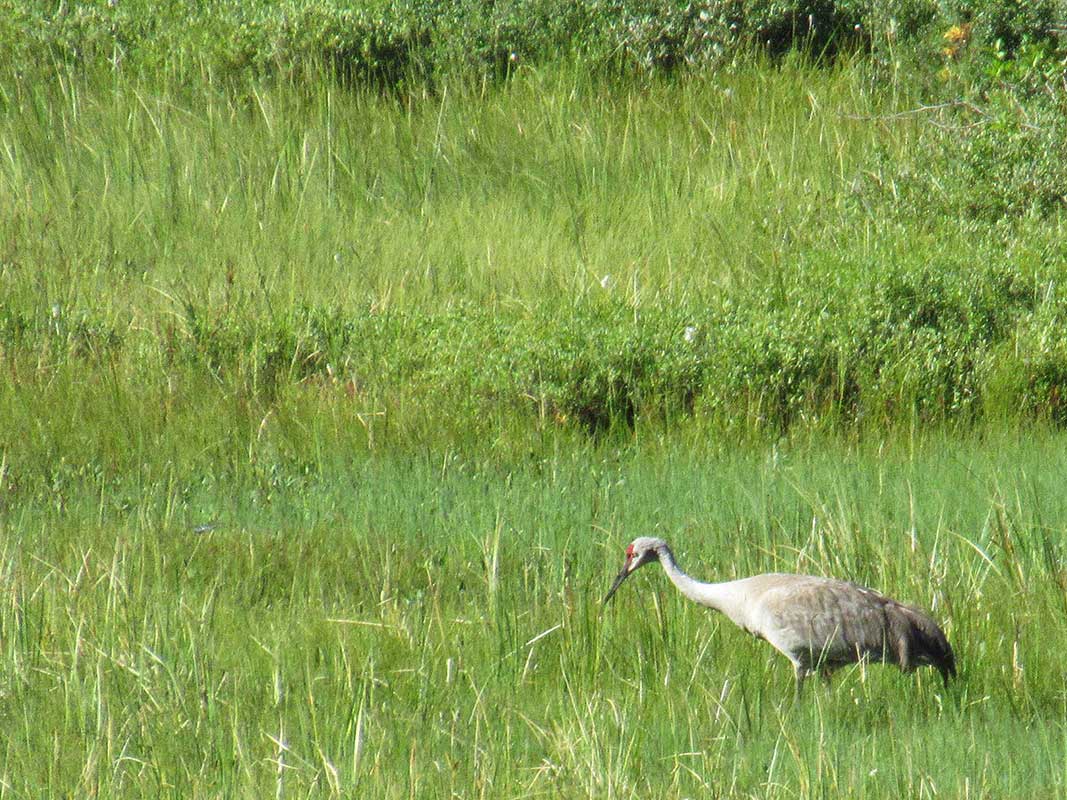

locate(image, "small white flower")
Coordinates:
600 274 613 289
51 303 61 319
683 326 698 343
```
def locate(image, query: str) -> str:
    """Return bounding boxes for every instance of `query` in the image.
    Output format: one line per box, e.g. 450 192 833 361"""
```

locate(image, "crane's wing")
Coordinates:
754 576 956 684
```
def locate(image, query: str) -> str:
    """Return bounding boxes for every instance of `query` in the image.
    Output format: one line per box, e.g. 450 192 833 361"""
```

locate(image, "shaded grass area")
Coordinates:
3 435 1067 796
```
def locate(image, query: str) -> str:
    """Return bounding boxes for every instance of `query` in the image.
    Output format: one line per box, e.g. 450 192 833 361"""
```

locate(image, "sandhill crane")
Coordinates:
604 537 956 692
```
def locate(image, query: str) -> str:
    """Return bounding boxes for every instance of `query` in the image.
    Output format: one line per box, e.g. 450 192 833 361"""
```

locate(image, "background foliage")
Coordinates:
3 0 1064 83
2 3 1067 796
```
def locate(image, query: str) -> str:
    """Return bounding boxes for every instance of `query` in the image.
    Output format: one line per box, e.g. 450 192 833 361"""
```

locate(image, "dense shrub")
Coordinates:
1009 309 1067 425
6 256 1067 437
946 0 1064 56
860 42 1067 222
507 304 705 431
958 89 1067 219
5 0 1062 86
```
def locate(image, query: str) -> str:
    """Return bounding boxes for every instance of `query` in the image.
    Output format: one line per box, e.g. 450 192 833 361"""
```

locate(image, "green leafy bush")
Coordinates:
946 0 1063 56
7 256 1066 439
8 0 1061 87
862 53 1067 222
507 304 705 432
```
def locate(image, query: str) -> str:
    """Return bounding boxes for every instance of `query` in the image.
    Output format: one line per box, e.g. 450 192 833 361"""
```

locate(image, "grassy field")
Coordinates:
2 27 1067 798
1 58 896 310
4 434 1067 797
3 57 1066 452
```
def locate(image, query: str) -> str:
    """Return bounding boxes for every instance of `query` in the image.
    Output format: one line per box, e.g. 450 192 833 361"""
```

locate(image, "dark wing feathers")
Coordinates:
834 582 956 684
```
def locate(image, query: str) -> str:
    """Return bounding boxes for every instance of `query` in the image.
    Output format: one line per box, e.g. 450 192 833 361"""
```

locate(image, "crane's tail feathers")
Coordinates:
895 603 956 686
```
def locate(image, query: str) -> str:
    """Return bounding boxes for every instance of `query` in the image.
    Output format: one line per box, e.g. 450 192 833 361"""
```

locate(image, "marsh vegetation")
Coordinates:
2 1 1067 796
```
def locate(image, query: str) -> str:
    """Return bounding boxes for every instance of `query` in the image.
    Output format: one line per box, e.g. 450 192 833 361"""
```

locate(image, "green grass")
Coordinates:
2 38 1067 799
2 59 1066 446
4 434 1067 797
0 58 893 312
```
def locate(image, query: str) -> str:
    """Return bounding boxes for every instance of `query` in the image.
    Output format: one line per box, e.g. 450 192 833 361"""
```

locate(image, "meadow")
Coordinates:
2 4 1067 796
5 435 1067 797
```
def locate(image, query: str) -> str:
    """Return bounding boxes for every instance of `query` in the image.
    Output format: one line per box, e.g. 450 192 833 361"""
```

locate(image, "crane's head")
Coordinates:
604 537 668 603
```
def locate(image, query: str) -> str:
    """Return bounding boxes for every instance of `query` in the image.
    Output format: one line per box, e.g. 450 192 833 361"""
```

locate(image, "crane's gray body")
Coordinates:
723 573 955 682
605 537 956 689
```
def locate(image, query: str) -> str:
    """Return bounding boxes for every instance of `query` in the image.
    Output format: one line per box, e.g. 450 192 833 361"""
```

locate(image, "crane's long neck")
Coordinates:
654 544 750 628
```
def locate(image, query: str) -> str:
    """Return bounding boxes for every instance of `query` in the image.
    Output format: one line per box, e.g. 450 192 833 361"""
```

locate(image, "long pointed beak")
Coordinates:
603 565 632 604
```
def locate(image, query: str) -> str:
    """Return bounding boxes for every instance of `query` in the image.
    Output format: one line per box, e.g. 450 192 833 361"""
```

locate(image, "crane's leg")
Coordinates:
793 664 808 701
938 665 952 688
